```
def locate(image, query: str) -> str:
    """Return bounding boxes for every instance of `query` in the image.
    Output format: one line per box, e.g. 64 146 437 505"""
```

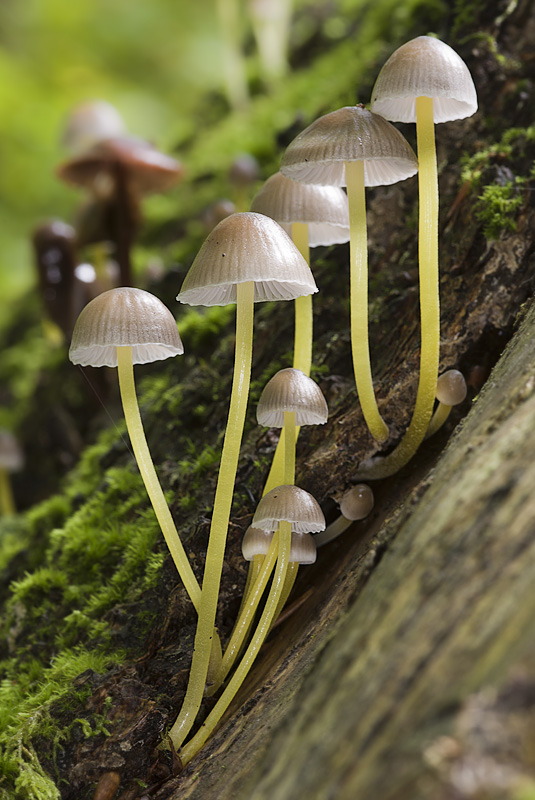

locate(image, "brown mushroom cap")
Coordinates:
290 532 317 564
257 367 328 427
340 484 374 521
241 526 273 560
69 287 184 368
250 172 350 246
61 100 126 155
176 212 318 306
57 135 184 196
370 36 478 124
280 105 418 187
252 484 326 533
436 369 467 406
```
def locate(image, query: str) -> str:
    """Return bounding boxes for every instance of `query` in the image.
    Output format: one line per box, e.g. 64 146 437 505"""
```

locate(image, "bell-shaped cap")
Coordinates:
0 430 24 472
69 287 184 368
241 526 273 560
61 100 126 155
370 36 478 124
257 368 328 427
436 369 467 406
280 106 418 187
57 135 184 196
250 172 350 246
252 484 326 533
340 484 374 521
290 532 317 564
176 212 318 306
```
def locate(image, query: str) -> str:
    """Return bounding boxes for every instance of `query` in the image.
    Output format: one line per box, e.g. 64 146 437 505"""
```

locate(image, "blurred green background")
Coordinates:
0 0 220 300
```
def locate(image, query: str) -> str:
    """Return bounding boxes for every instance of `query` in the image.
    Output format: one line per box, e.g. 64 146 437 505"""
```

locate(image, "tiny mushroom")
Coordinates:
170 211 317 750
69 287 201 611
179 484 325 765
281 105 418 442
315 483 375 546
426 369 468 438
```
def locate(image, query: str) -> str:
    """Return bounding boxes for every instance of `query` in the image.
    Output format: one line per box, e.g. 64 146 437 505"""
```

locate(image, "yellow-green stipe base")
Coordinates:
169 280 255 750
116 346 201 611
208 536 279 694
0 468 16 516
345 160 389 443
425 402 452 439
353 98 440 480
179 521 292 766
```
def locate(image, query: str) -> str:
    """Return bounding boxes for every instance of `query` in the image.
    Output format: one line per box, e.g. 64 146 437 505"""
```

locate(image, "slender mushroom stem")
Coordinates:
207 533 279 694
345 159 389 443
353 97 439 480
261 223 310 496
425 401 452 438
116 347 202 610
169 280 255 750
314 514 353 546
179 521 292 766
0 468 16 516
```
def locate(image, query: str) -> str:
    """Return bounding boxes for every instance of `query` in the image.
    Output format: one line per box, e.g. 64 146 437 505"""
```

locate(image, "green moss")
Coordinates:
475 180 525 239
460 126 535 187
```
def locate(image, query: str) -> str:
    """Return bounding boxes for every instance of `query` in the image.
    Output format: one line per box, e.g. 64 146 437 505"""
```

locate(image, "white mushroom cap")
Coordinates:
176 212 318 306
280 106 418 187
242 526 273 560
340 484 374 521
61 100 126 155
257 368 328 427
0 430 24 472
252 484 326 533
69 287 184 368
436 369 467 405
290 532 317 564
371 36 478 124
250 172 350 246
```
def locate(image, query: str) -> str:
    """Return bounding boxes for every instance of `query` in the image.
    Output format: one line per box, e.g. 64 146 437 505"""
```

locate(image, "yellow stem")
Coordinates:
314 514 352 546
180 520 292 766
272 560 298 623
345 160 389 443
169 281 255 750
354 97 439 480
0 468 16 516
425 402 452 439
116 346 201 610
283 411 296 486
209 535 278 693
291 222 313 377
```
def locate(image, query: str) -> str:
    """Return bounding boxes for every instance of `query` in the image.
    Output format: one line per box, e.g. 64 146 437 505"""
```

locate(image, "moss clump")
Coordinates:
475 180 525 239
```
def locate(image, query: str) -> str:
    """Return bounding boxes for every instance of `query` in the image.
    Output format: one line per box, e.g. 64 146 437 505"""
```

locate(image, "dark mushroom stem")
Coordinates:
112 160 138 287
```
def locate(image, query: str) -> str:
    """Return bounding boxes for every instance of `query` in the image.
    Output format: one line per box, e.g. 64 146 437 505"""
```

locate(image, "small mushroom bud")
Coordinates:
426 369 468 438
340 484 375 521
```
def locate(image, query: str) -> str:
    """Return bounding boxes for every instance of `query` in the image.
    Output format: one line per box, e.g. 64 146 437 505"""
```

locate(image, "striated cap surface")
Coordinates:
371 36 478 123
253 484 326 533
69 287 183 368
176 212 318 306
257 368 328 427
241 526 274 560
280 106 418 187
250 172 350 246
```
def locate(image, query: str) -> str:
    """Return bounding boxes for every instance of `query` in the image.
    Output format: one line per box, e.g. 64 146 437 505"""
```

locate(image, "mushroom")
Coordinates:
170 212 317 749
281 105 418 442
0 430 24 516
251 171 348 493
57 135 184 287
178 484 325 764
69 287 201 610
425 369 467 438
32 220 79 340
61 100 126 155
314 483 374 546
361 36 477 477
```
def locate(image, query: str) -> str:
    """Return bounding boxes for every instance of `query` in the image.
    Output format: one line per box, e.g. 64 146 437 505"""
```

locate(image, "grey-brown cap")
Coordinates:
252 484 326 533
280 106 418 187
250 172 350 246
69 287 184 368
436 369 467 406
290 532 317 564
371 36 478 124
241 526 273 560
176 212 318 306
340 484 374 521
61 101 126 155
257 368 328 427
0 430 24 472
57 135 184 196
